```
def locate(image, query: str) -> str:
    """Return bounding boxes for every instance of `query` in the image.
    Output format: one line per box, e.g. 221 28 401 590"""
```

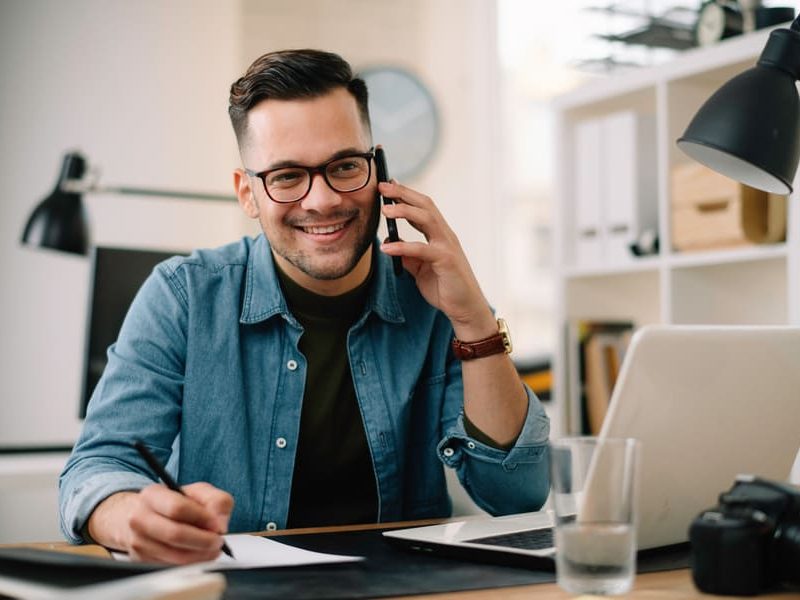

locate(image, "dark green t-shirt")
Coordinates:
276 263 378 528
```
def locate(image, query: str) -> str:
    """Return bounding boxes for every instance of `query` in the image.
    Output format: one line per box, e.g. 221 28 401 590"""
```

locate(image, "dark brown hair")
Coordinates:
228 49 370 146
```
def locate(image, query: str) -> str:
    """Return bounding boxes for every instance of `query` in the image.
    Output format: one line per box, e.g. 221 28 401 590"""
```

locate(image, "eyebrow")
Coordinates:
264 147 368 172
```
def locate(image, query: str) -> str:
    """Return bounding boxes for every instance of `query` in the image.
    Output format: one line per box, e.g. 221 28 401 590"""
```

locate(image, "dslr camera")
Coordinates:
689 475 800 595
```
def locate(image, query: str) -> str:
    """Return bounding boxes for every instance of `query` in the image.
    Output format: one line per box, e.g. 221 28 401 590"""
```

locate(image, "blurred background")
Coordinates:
0 0 785 542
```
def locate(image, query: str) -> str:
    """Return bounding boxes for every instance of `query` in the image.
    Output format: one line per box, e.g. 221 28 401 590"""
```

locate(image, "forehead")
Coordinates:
243 87 370 166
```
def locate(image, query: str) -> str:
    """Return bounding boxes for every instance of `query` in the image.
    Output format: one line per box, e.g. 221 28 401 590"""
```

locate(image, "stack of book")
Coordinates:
566 320 634 434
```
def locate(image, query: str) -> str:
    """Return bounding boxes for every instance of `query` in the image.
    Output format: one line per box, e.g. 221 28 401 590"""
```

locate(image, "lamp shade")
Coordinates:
21 152 89 255
677 27 800 195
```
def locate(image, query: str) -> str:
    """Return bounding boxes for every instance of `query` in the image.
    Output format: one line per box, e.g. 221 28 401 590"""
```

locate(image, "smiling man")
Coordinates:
59 49 550 564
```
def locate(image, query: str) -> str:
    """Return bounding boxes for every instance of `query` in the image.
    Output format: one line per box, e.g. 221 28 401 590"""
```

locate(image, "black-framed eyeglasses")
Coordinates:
245 148 375 204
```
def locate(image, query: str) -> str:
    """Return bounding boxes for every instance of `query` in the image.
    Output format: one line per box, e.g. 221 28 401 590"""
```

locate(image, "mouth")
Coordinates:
299 222 348 235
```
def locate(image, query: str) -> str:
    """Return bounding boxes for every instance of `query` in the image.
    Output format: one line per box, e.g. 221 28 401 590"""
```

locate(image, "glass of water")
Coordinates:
549 436 641 595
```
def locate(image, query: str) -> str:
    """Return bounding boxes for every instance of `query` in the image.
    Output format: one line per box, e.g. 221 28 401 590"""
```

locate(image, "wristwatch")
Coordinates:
451 318 513 360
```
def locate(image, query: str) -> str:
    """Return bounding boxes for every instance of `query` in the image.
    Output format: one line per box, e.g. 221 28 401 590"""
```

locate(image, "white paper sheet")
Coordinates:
112 533 363 570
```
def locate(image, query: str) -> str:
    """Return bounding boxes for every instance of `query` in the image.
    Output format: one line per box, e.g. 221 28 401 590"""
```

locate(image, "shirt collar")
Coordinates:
240 234 405 325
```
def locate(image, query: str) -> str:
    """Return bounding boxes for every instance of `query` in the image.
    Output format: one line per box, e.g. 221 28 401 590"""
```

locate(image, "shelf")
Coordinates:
552 27 798 435
667 244 788 270
564 255 661 279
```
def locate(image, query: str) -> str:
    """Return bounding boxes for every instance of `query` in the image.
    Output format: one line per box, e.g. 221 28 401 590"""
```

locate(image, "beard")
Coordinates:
269 195 380 281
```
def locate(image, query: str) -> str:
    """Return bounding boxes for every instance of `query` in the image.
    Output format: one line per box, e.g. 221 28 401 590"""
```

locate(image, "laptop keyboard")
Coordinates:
465 527 554 550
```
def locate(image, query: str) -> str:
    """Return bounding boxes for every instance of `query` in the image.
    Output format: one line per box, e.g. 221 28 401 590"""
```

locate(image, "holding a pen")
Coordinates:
84 441 235 564
134 441 235 559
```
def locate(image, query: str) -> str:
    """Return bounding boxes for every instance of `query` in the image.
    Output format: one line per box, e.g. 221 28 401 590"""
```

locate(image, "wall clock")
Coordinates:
360 66 439 182
695 0 743 46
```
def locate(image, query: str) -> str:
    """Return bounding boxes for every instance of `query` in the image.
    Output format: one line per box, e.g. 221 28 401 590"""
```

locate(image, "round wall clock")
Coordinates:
359 66 439 181
695 0 743 46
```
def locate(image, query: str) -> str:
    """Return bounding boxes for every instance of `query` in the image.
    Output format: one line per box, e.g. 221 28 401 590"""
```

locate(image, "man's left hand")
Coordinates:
378 181 496 339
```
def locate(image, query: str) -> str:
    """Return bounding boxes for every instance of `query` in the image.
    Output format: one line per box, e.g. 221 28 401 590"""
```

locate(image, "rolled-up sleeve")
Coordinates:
437 384 550 515
58 260 187 544
59 469 154 544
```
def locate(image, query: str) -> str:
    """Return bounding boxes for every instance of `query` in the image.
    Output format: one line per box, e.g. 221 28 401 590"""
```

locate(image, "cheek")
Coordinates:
355 186 379 213
260 204 292 232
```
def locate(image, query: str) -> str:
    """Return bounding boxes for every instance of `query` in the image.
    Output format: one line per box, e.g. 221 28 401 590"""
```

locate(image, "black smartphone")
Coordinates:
375 147 403 276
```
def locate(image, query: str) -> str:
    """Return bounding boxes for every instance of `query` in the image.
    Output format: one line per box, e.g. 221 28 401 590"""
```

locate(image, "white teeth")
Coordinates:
302 223 346 234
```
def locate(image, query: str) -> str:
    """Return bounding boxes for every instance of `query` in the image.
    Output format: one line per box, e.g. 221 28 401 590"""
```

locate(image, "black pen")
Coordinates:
133 440 235 559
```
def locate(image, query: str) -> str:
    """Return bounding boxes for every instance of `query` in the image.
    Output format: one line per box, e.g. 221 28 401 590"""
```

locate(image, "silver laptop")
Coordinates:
384 325 800 564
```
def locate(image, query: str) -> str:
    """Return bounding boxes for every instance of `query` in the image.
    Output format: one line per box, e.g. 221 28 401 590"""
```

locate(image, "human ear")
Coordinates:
233 168 259 218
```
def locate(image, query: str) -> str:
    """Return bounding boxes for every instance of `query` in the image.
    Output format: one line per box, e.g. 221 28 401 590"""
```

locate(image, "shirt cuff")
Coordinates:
438 386 549 470
61 471 153 545
462 412 517 451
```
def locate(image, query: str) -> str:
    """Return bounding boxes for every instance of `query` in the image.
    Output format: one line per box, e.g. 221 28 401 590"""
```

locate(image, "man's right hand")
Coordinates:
87 482 234 564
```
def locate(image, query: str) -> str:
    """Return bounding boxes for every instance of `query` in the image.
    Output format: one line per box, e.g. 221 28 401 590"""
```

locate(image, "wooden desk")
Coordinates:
10 521 800 599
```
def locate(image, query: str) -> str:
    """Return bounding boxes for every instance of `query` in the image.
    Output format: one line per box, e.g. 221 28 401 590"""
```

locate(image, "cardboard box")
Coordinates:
671 163 786 252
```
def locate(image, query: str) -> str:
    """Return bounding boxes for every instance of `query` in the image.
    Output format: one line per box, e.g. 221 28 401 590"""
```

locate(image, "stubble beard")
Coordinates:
270 196 381 281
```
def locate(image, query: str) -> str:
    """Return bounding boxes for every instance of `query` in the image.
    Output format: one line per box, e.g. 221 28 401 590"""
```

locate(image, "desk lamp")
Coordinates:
21 150 236 256
677 16 800 194
21 152 90 255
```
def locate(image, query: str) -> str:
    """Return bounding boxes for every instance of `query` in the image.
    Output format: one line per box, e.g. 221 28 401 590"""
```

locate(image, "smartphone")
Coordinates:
375 147 403 276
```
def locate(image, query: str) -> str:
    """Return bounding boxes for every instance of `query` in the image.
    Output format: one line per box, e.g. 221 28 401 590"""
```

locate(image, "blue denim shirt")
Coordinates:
59 235 550 543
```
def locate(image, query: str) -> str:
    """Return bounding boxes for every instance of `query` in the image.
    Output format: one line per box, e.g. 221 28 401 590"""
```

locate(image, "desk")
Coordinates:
10 521 800 599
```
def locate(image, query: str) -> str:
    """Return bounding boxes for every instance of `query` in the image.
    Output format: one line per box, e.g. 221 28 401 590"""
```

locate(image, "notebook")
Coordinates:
384 325 800 566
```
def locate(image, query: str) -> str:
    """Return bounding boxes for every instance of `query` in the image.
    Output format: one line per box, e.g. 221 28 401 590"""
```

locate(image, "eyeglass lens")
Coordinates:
265 156 371 203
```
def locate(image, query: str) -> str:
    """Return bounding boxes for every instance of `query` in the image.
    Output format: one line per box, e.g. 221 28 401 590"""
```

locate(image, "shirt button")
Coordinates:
276 437 287 449
266 522 277 531
443 447 455 458
467 441 476 450
286 360 298 371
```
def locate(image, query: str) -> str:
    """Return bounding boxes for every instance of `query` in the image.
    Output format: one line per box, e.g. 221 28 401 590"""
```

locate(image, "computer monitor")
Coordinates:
80 246 184 417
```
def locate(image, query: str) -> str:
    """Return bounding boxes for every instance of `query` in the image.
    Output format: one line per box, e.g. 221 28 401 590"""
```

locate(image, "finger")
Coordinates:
381 202 433 236
378 180 436 210
183 482 235 532
138 484 220 533
380 239 438 264
129 528 222 565
382 200 456 244
129 506 225 553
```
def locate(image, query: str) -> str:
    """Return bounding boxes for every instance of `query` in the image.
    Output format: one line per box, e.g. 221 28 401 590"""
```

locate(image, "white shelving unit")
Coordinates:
551 27 800 437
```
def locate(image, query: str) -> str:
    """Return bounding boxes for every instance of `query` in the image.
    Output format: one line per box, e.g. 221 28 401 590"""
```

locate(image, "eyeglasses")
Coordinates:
245 148 375 204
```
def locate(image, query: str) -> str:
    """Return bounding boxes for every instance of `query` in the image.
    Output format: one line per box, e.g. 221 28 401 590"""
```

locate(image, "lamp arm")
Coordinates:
61 179 236 202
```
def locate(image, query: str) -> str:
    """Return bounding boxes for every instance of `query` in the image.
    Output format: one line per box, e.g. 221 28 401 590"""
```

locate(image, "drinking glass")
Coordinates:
549 436 641 595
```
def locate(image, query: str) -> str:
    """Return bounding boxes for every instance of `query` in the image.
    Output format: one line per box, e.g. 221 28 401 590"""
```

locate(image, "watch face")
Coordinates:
360 67 439 181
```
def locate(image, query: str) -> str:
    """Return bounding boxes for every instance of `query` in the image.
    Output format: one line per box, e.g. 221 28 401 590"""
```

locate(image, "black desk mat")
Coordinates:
222 529 690 599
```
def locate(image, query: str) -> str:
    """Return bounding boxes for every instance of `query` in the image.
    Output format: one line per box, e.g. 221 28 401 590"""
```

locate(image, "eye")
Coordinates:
267 168 306 187
328 157 367 178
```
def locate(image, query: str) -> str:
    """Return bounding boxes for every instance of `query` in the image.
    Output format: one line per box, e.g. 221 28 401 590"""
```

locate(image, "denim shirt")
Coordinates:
59 235 550 544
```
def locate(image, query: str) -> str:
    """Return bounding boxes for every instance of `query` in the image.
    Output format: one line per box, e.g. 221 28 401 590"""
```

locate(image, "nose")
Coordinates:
299 172 342 212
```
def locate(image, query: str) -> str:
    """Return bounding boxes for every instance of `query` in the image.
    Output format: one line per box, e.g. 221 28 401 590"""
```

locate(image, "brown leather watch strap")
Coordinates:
451 318 512 360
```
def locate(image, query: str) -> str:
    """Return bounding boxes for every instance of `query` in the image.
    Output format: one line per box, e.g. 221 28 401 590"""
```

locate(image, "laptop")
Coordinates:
383 325 800 566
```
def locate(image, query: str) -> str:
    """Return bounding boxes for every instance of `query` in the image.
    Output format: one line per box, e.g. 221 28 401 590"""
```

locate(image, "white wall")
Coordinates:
0 0 246 542
0 0 245 449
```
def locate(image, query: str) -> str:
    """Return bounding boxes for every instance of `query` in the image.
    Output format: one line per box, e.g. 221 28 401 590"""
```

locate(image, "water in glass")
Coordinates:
555 522 636 595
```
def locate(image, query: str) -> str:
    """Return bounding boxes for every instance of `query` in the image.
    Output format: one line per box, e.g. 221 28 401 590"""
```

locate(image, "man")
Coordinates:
59 49 550 564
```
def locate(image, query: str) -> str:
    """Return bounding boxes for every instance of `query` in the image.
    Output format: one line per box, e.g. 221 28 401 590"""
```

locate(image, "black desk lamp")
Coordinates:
21 152 90 255
21 150 236 256
677 17 800 194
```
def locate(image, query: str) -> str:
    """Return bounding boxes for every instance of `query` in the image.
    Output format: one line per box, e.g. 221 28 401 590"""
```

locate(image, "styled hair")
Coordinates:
228 49 370 146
